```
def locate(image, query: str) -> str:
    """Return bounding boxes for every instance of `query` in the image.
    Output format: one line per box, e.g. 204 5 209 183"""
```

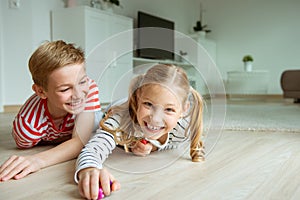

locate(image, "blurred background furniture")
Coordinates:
226 70 269 97
281 70 300 103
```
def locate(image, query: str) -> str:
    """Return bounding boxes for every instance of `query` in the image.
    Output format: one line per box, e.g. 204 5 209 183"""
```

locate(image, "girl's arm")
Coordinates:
75 113 121 179
130 119 190 156
74 128 117 199
77 167 120 199
156 118 190 151
74 128 116 183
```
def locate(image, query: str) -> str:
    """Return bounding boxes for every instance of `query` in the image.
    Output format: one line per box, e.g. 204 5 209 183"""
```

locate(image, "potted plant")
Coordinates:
100 0 121 12
242 55 253 72
193 2 211 39
103 0 120 6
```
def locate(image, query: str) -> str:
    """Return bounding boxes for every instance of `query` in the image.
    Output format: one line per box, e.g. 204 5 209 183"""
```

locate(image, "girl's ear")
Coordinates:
32 84 47 99
182 101 190 117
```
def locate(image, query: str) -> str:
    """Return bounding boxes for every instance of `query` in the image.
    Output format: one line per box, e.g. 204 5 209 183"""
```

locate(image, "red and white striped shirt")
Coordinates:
12 78 101 149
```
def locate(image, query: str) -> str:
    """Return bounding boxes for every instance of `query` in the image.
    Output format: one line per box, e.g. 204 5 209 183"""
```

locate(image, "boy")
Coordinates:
0 40 103 181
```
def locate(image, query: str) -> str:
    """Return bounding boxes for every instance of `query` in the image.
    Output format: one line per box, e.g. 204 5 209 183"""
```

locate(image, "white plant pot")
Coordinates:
197 31 206 40
244 61 253 72
101 2 114 13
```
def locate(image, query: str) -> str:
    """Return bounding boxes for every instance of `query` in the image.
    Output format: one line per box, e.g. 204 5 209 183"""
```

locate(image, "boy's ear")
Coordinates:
32 84 47 99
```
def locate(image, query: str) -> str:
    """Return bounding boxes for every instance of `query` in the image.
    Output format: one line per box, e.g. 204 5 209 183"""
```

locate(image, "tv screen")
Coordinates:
137 11 174 60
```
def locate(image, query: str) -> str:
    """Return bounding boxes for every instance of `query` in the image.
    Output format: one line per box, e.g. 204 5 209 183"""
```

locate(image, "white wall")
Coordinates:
0 2 3 112
2 0 34 106
0 0 64 107
202 0 300 94
1 0 299 110
0 0 200 108
114 0 199 34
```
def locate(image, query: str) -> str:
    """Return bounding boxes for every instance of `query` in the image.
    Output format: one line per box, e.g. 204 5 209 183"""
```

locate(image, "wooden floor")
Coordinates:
1 102 300 200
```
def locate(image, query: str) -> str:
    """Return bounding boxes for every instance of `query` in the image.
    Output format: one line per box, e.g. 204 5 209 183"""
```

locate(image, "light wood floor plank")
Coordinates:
1 110 300 199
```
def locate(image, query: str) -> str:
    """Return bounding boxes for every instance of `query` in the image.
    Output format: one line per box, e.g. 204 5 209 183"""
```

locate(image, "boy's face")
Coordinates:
136 84 184 141
43 63 89 117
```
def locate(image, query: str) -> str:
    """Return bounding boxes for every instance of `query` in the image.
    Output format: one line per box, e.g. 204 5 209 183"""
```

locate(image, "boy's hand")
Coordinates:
131 140 154 156
78 168 120 200
0 155 44 181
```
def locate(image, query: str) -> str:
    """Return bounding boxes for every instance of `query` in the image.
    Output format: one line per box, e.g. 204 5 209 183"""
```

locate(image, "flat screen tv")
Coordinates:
137 11 174 60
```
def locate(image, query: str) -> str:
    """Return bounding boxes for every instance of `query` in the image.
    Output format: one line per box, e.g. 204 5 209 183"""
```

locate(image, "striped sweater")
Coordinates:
74 113 190 182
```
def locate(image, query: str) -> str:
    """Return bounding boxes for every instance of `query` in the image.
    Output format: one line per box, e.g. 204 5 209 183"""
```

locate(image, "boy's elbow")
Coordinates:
15 142 33 149
12 130 37 149
13 137 36 149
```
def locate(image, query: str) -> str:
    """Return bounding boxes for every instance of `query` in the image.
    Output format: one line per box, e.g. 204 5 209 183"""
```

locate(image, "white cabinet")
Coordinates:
188 33 217 64
172 33 216 95
132 57 209 95
226 70 269 96
52 6 133 104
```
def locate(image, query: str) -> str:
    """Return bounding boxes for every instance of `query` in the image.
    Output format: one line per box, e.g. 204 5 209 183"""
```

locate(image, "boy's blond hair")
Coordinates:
28 40 85 90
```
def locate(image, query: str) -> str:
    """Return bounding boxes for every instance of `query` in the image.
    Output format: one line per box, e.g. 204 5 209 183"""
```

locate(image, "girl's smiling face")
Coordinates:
136 84 184 141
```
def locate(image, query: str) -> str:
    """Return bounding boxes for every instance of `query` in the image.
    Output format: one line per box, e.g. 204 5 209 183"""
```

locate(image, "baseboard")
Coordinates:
225 94 295 104
204 94 283 100
3 105 22 113
226 94 283 99
1 94 287 113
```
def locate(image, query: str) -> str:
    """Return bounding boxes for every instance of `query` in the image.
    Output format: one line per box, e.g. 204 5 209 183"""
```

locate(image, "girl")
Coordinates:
75 64 205 199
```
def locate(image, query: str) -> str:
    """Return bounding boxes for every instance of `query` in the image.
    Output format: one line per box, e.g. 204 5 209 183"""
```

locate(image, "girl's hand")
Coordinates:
131 140 154 156
78 168 120 200
0 155 44 181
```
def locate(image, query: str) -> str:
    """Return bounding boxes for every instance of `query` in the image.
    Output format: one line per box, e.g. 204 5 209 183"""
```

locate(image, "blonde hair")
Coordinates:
28 40 85 90
100 64 204 162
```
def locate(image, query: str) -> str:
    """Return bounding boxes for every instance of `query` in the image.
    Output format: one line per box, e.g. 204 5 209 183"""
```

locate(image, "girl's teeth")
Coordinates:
147 124 160 130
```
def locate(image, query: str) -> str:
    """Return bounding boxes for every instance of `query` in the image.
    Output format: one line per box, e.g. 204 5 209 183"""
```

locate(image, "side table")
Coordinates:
226 70 269 96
